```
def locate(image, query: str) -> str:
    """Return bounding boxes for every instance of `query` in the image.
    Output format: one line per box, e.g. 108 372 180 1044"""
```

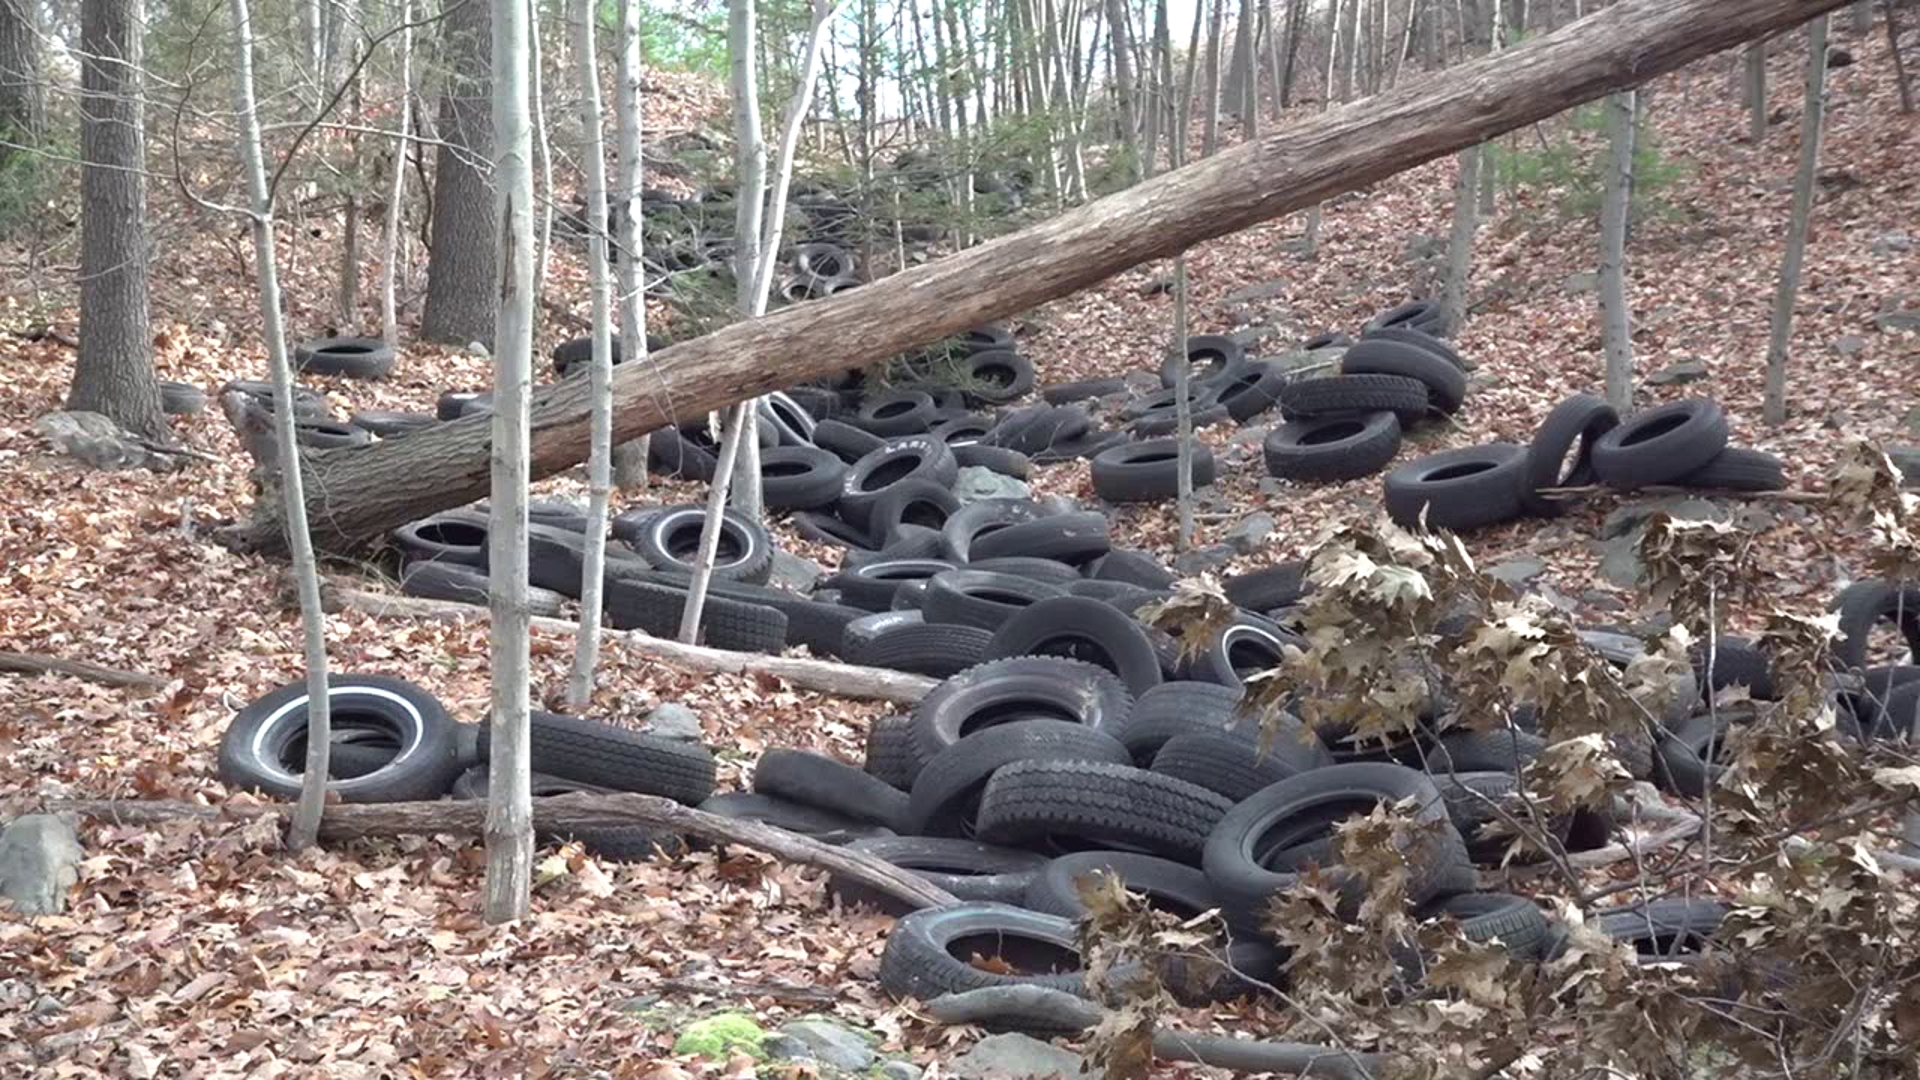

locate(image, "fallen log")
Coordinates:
52 792 959 911
230 0 1851 556
333 587 937 704
0 650 169 690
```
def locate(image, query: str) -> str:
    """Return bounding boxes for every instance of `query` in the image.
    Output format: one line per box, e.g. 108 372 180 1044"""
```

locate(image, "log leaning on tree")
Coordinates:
52 792 961 910
231 0 1851 555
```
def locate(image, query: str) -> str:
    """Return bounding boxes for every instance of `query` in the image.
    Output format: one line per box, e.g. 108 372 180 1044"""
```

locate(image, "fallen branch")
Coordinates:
924 985 1386 1079
1536 483 1830 504
1566 814 1703 869
51 792 958 910
0 650 169 690
332 587 937 704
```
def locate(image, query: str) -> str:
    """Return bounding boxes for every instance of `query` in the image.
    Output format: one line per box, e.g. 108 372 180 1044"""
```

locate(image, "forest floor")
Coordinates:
1 27 1918 1079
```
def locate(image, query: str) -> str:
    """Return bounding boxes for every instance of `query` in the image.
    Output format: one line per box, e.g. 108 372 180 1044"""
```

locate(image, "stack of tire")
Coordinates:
218 373 380 462
1383 394 1786 534
1266 301 1470 485
1829 580 1919 745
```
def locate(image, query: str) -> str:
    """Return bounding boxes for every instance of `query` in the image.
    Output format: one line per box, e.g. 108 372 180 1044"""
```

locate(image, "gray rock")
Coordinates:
1597 535 1645 589
1905 406 1920 435
1645 358 1710 386
1599 497 1727 540
775 1018 876 1071
466 341 491 357
640 702 703 742
1832 335 1869 357
0 814 83 916
1887 446 1920 488
1875 309 1920 333
1124 370 1162 395
1488 556 1547 587
1224 512 1275 555
879 1062 924 1080
1221 279 1289 306
1257 477 1286 496
1467 372 1505 392
31 411 166 471
1172 543 1236 576
1231 423 1275 447
955 465 1031 503
1266 345 1346 373
1228 324 1280 349
1536 583 1579 612
768 549 827 592
952 1033 1087 1079
32 995 62 1018
1872 231 1912 255
1036 494 1081 515
762 1034 813 1062
1562 271 1598 293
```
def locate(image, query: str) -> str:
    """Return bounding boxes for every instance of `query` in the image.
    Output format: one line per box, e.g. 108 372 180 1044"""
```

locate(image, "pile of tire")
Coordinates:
1266 301 1470 485
1383 394 1786 533
215 675 726 861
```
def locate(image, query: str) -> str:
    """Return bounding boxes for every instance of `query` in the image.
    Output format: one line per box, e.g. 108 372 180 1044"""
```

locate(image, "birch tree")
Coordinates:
380 0 413 345
611 0 649 490
1762 15 1830 426
1598 89 1636 412
227 0 332 851
484 0 536 924
530 0 554 297
1745 40 1767 141
1202 0 1225 154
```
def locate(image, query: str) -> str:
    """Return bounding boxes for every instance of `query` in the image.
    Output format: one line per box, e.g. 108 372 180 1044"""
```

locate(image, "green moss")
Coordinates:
672 1012 769 1061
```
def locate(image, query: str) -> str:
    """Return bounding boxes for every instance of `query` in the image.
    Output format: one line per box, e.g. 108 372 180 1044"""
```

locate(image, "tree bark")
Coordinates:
1279 0 1303 106
1106 0 1141 177
0 0 43 163
71 0 165 440
420 0 497 346
1598 89 1636 413
1886 1 1914 114
611 0 649 490
1238 0 1259 131
1745 40 1768 142
228 0 1860 556
485 0 536 925
379 0 413 346
227 0 332 853
1850 0 1871 34
1203 0 1226 153
1762 15 1829 427
1440 145 1481 334
529 0 553 302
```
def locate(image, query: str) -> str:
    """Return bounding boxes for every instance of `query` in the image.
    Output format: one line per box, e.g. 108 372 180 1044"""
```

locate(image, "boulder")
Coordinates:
952 1033 1087 1080
771 1018 877 1071
0 814 83 916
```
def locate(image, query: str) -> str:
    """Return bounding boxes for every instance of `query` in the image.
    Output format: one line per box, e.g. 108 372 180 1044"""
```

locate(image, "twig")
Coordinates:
0 650 169 690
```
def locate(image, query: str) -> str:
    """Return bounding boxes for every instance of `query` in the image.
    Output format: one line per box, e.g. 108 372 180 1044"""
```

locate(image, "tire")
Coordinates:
275 417 371 455
450 767 686 862
795 241 856 281
1831 579 1920 669
969 557 1086 585
908 719 1133 836
1212 363 1292 423
1384 443 1530 532
1364 299 1447 337
1068 581 1168 616
1523 394 1620 515
953 444 1031 478
792 510 881 553
1301 330 1352 351
1179 616 1298 690
784 386 846 421
641 569 863 657
391 512 489 569
647 427 719 481
1341 339 1468 415
854 390 938 436
1692 636 1777 702
850 620 993 677
941 499 1049 562
1151 732 1319 803
697 792 894 846
1359 326 1467 371
1424 893 1552 960
400 560 566 617
964 324 1016 352
627 504 775 585
842 610 928 655
1091 438 1218 503
1222 561 1311 614
844 524 947 567
878 903 1089 1003
812 418 887 463
932 414 996 446
1118 681 1256 764
550 335 627 379
1279 374 1430 426
866 478 963 543
1159 334 1247 388
984 405 1092 456
753 748 911 830
1589 399 1731 489
755 393 818 448
603 578 789 653
977 760 1233 863
910 655 1133 768
963 349 1036 406
1263 412 1402 484
838 437 959 531
985 596 1163 696
1086 549 1176 590
759 445 847 510
1593 898 1728 961
923 570 1070 631
473 710 716 803
1202 763 1474 930
1840 667 1920 740
829 558 959 611
350 409 437 439
1421 728 1547 773
865 714 921 789
1031 428 1129 465
968 512 1111 565
218 675 463 803
293 336 397 379
1127 400 1231 438
1429 770 1566 863
1022 851 1220 921
830 838 1047 914
1651 714 1733 798
1042 377 1127 404
222 379 328 420
1673 447 1788 492
159 380 206 416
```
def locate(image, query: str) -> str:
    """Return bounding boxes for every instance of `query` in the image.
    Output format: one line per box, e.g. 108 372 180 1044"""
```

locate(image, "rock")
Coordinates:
1257 477 1285 496
1488 556 1547 587
1223 512 1275 554
1228 324 1281 349
1583 589 1626 613
672 1012 767 1061
768 549 827 592
0 814 83 916
952 1033 1087 1079
1264 346 1345 374
762 1034 812 1062
1905 406 1920 435
1221 279 1289 306
31 411 168 471
1123 370 1161 395
774 1018 876 1071
1137 275 1174 297
1599 497 1727 541
1537 583 1579 612
32 995 62 1018
1467 372 1504 392
1231 423 1275 447
641 702 703 742
879 1062 924 1080
1833 335 1868 357
1562 271 1598 293
1875 309 1920 334
466 341 491 357
1887 447 1920 488
1036 494 1081 515
1597 535 1646 589
1871 231 1912 256
1645 358 1710 386
955 465 1031 503
1172 543 1236 576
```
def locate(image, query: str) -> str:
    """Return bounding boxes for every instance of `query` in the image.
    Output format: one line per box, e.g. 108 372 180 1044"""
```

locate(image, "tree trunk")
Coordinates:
72 0 165 439
0 0 44 163
420 0 497 346
1279 0 1303 106
529 0 553 301
564 0 614 713
1176 0 1205 149
722 0 769 525
1225 0 1249 108
1238 0 1259 132
228 0 333 853
1336 0 1360 100
1745 40 1767 141
1106 0 1142 178
1439 145 1481 334
1850 0 1871 34
1203 0 1226 153
484 0 536 925
228 0 1860 556
380 0 413 345
611 0 649 490
1598 89 1636 413
1886 1 1913 114
1762 15 1829 427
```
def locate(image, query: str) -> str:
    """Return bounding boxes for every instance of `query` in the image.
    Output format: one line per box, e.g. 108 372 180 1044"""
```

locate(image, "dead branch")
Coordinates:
0 650 169 690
